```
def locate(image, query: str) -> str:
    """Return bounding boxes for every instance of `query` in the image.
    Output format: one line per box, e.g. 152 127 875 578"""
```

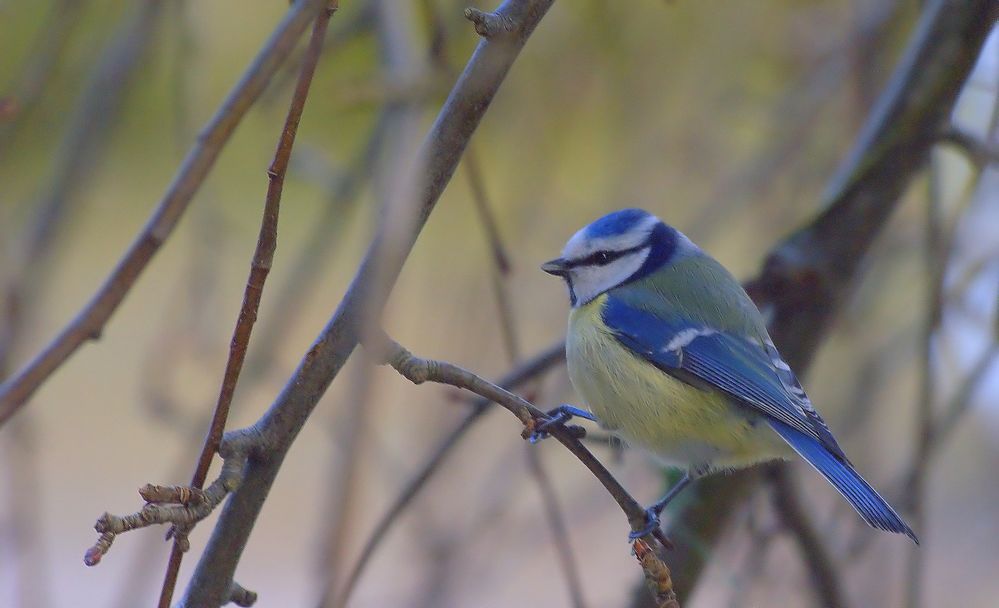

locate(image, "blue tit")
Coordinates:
541 208 916 542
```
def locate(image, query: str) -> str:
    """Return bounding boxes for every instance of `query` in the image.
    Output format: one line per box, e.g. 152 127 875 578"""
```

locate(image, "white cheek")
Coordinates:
569 249 650 306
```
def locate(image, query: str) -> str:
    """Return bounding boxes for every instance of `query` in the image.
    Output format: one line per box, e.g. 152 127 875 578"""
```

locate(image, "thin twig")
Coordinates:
180 4 560 604
0 0 331 426
334 341 565 606
153 5 337 607
938 126 999 168
371 334 675 549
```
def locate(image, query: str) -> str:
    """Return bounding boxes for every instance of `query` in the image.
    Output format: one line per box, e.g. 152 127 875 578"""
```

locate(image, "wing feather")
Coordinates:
603 296 845 459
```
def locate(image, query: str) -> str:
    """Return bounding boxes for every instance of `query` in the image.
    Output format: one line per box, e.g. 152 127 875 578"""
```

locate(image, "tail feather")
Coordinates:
769 419 918 544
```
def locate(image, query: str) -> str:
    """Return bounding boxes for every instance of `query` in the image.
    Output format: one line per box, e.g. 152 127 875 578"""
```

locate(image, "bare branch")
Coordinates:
335 341 565 606
372 335 673 545
180 3 559 604
153 5 338 607
84 446 248 567
939 126 999 168
226 581 258 607
633 539 680 608
0 0 331 426
464 7 515 38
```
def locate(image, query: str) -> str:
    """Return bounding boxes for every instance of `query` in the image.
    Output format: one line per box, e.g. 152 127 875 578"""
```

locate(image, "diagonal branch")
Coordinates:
335 341 565 606
0 0 331 426
371 336 677 592
179 3 559 604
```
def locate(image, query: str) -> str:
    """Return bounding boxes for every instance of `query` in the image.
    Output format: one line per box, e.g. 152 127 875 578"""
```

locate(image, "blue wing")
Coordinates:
770 420 917 541
602 296 843 457
603 296 918 541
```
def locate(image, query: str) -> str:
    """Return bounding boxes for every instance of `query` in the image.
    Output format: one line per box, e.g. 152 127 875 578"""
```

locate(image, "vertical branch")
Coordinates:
155 5 338 607
181 3 559 605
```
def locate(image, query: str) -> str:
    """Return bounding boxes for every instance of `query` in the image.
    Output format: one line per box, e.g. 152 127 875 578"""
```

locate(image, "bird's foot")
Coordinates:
628 507 663 540
528 404 597 444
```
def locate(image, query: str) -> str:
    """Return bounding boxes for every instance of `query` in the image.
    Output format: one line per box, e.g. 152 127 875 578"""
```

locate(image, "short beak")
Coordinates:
541 257 570 277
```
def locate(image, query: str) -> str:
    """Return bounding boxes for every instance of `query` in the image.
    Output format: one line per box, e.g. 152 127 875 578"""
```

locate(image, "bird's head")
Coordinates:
542 208 684 307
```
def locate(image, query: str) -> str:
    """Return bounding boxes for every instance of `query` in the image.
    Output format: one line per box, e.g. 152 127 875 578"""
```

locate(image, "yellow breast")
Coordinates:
565 294 788 470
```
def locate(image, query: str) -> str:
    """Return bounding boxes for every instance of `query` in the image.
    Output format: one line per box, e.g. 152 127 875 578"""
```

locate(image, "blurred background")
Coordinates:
0 0 997 606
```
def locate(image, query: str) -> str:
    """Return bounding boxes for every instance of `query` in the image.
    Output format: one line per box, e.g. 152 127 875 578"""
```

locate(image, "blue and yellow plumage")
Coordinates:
542 208 916 542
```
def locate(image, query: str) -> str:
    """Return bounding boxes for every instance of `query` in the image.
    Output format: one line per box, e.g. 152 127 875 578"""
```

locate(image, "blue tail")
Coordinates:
769 420 918 543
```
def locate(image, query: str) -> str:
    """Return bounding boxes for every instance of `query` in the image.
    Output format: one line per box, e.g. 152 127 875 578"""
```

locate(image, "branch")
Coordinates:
335 341 565 605
0 0 331 426
371 335 677 590
645 0 997 601
83 442 249 567
179 3 558 604
939 125 999 168
153 5 337 607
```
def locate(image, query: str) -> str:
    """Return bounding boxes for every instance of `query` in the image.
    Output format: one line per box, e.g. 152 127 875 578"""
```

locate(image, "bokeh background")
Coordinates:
1 1 997 606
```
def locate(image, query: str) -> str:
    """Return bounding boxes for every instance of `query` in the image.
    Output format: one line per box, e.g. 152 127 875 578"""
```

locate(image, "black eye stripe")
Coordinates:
565 244 647 268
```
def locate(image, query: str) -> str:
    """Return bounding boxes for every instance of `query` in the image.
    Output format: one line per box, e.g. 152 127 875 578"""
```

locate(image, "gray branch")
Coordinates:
179 2 556 605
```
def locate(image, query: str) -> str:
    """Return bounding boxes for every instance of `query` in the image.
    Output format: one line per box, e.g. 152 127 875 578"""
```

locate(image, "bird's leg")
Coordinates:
628 471 694 540
528 404 597 444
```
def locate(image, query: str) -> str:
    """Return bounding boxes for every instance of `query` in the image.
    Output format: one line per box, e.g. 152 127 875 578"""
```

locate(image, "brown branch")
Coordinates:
371 335 675 560
335 341 565 606
180 3 559 604
0 0 331 427
153 5 337 607
633 539 680 608
83 444 248 567
635 0 997 602
939 125 999 168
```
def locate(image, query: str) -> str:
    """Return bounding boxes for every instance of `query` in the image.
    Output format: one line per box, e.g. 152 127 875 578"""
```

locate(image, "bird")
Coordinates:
537 208 916 542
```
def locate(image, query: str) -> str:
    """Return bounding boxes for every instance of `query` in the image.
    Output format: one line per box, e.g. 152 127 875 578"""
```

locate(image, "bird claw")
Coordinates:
628 507 662 540
528 404 596 443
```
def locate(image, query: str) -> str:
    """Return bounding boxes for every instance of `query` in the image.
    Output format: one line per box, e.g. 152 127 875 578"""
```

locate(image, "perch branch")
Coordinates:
370 335 675 552
335 341 565 606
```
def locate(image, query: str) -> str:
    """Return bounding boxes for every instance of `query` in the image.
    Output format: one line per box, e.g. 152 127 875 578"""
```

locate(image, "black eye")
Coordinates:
594 251 611 265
